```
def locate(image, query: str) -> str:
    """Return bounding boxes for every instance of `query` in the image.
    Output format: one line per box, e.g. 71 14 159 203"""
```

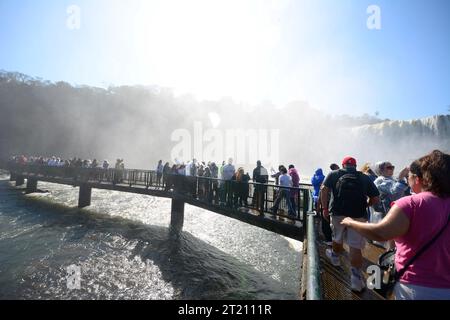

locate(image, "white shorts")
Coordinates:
330 215 366 250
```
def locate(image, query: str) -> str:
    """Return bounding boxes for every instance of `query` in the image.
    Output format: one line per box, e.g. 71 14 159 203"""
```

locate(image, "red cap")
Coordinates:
342 156 357 167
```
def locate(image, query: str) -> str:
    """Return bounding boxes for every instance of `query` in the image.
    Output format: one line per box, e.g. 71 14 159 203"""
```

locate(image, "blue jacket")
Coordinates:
311 168 325 201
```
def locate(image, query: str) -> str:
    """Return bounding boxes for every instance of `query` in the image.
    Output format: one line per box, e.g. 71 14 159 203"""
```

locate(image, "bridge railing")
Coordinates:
168 174 313 222
5 163 164 189
304 212 323 300
6 163 313 223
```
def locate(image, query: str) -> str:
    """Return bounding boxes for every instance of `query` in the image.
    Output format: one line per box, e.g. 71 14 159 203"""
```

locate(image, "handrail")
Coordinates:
306 211 323 300
3 163 313 188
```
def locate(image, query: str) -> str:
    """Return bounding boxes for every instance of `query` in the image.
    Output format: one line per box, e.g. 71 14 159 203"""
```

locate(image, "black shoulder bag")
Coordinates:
376 213 450 298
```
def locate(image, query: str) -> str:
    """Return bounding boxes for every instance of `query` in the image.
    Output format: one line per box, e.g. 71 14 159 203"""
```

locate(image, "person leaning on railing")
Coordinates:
221 158 235 206
156 160 164 185
341 150 450 300
252 160 269 215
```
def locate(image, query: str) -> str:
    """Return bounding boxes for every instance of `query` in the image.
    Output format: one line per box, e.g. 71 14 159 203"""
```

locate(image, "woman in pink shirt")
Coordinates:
341 150 450 300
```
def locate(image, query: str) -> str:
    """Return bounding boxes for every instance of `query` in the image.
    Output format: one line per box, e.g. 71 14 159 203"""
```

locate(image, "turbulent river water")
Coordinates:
0 172 302 300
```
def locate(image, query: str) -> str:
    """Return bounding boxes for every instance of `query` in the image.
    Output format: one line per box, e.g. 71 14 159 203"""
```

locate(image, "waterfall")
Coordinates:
343 115 450 171
350 115 450 139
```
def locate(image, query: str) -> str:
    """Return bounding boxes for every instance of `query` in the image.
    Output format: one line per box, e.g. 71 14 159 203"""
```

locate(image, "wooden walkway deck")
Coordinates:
319 241 386 300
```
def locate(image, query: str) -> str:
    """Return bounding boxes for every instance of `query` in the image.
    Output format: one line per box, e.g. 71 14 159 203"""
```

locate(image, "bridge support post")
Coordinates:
15 175 25 186
78 184 92 208
26 178 38 194
10 172 16 181
170 198 185 234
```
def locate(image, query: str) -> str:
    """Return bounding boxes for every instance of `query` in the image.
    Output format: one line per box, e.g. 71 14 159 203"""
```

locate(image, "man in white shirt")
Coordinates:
270 166 296 219
221 158 236 206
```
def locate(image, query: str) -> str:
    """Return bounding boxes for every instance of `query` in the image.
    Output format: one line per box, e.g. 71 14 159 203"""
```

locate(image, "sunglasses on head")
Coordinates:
386 165 395 170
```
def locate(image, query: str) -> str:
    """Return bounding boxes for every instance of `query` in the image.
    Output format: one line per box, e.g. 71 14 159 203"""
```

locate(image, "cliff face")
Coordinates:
350 115 450 139
342 115 450 171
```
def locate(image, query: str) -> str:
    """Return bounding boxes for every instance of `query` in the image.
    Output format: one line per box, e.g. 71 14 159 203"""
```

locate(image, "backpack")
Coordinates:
333 172 367 218
373 191 391 214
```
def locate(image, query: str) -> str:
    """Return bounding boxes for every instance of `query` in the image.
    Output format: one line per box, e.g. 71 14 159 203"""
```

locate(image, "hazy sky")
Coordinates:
1 0 449 120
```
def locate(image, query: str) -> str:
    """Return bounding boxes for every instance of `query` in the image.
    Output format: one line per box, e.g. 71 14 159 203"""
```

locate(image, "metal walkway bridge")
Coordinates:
1 163 386 300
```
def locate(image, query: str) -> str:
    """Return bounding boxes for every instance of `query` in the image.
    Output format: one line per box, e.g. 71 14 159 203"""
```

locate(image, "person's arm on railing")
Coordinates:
341 204 409 241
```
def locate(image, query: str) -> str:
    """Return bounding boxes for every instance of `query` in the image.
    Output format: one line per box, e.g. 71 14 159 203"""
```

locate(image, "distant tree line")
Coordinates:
1 70 396 172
